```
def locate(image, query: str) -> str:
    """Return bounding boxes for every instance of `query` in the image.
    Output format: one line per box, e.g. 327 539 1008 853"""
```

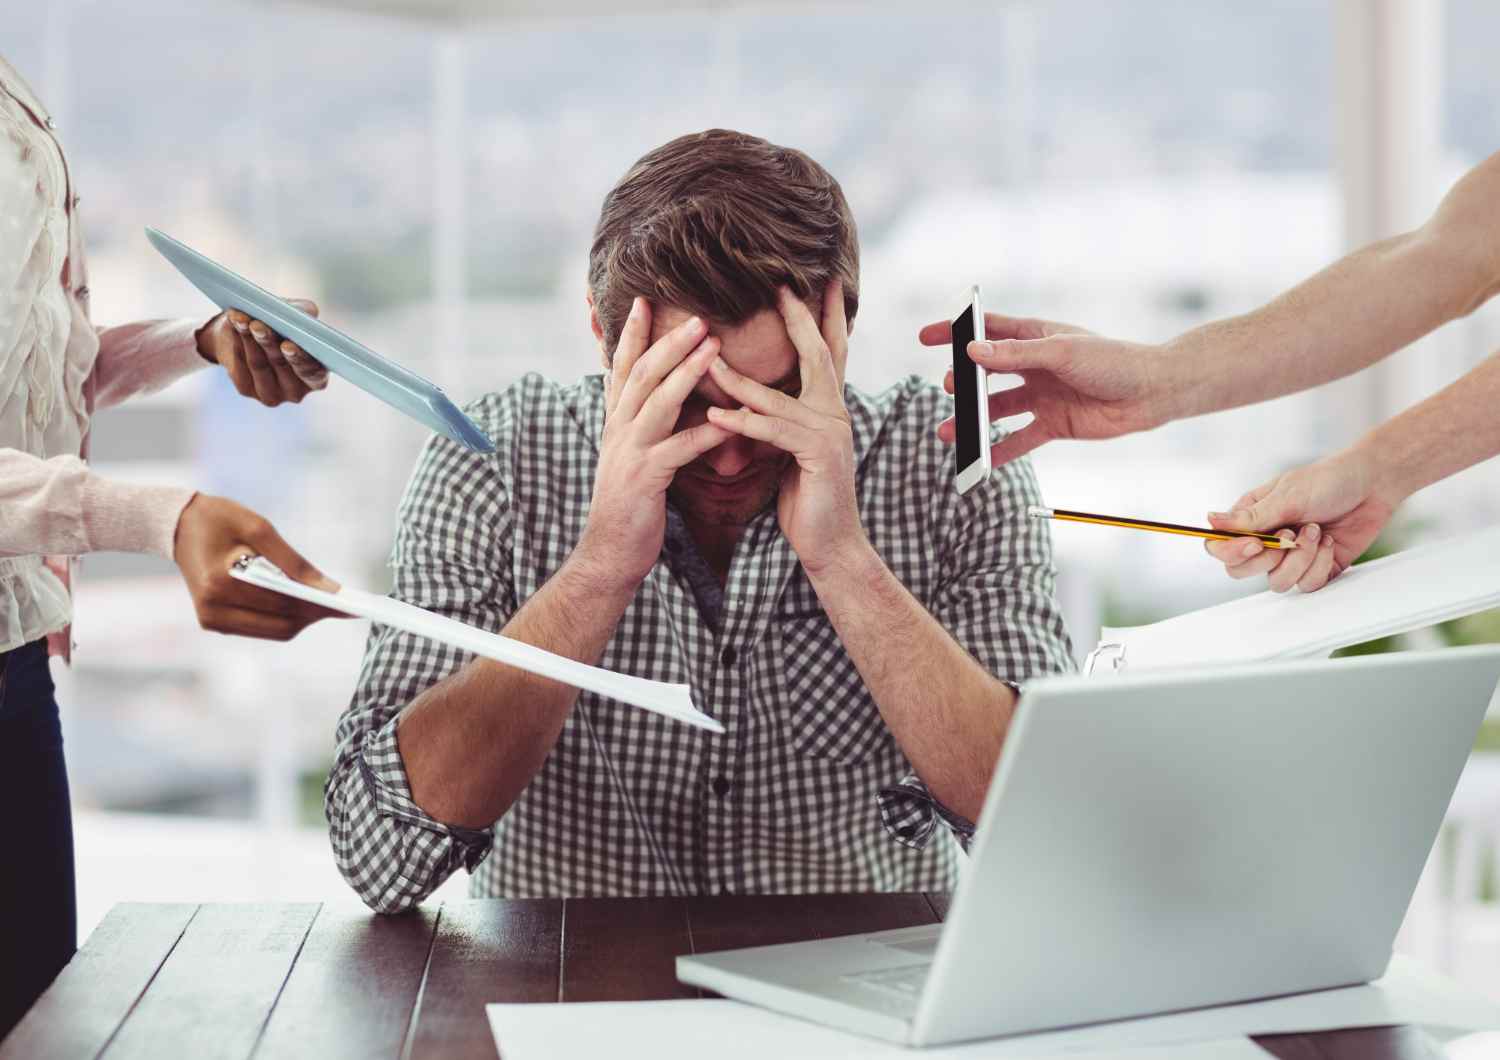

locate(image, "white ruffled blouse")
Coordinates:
1 54 202 655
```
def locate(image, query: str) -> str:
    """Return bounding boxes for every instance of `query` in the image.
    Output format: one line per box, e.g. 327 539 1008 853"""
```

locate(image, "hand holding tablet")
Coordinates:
147 227 495 452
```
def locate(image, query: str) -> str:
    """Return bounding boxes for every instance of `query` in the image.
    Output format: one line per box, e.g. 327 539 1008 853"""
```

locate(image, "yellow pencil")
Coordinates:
1026 505 1297 549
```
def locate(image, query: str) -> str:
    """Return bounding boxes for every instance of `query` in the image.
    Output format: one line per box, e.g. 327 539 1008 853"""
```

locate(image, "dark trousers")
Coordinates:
0 639 76 1040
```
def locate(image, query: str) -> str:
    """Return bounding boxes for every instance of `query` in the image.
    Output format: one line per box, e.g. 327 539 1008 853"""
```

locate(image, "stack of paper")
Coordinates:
1093 524 1500 673
230 556 722 733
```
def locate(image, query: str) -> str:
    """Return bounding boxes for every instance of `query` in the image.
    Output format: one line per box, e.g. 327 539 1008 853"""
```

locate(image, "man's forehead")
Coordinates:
650 304 803 388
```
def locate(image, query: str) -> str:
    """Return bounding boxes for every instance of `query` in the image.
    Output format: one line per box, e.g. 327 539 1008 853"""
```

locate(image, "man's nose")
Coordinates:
704 434 756 478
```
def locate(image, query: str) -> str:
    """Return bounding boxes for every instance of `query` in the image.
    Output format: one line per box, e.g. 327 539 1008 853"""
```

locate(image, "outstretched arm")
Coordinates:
1161 151 1500 420
1202 346 1500 592
92 304 330 411
923 149 1500 466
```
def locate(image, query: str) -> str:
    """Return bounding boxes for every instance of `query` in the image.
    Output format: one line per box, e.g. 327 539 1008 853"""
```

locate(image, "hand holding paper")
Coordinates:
229 555 722 733
174 497 347 642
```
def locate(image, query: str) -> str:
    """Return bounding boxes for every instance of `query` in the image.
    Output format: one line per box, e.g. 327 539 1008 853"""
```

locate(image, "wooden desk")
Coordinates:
1 896 1439 1059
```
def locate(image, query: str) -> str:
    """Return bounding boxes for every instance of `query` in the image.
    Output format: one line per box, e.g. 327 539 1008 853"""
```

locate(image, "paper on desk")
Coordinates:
486 957 1500 1059
1001 956 1500 1051
485 1001 1265 1060
1096 523 1500 672
230 556 722 733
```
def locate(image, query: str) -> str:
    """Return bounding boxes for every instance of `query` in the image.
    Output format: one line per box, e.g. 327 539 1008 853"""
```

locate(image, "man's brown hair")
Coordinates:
588 128 859 356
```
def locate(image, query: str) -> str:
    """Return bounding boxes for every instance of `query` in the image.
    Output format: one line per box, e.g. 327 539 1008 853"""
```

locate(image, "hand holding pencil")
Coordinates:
1035 447 1400 594
1203 449 1400 593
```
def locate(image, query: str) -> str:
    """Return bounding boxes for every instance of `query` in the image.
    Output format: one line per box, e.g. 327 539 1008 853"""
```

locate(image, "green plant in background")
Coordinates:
1096 585 1173 635
1441 607 1500 759
1328 520 1500 754
299 766 331 829
1438 608 1500 650
307 231 432 313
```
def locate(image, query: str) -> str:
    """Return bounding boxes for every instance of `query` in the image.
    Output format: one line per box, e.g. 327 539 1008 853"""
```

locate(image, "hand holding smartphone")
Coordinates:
951 285 990 494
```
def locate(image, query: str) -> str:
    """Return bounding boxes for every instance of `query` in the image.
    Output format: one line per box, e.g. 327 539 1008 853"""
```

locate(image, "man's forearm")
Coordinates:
1357 348 1500 505
1158 152 1500 424
807 542 1015 824
395 549 637 828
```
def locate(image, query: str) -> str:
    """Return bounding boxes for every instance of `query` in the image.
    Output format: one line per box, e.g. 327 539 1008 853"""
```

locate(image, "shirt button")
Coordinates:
712 776 731 798
75 285 89 300
720 645 737 668
45 116 56 130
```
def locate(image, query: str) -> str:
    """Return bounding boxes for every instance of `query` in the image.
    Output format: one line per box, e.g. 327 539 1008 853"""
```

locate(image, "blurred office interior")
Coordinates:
7 0 1500 994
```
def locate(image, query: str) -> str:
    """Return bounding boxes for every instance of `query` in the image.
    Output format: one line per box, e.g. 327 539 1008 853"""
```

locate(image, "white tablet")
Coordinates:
147 227 495 453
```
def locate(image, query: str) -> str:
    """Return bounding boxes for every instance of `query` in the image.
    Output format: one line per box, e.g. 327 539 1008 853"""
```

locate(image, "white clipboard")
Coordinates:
1085 523 1500 675
146 227 495 453
230 556 722 734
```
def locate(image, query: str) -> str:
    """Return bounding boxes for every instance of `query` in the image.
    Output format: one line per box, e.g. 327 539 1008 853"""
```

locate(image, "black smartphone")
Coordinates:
951 285 990 494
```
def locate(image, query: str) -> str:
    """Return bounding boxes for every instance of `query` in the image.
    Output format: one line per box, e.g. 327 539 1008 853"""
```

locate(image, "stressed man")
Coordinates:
327 129 1073 911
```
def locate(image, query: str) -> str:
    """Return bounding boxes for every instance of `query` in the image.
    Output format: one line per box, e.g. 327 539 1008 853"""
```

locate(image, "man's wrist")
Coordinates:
562 538 646 604
802 533 884 597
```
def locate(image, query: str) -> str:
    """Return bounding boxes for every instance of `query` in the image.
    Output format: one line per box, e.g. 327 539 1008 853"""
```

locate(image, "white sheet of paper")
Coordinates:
1096 523 1500 672
485 1001 1266 1060
485 957 1500 1059
230 556 722 733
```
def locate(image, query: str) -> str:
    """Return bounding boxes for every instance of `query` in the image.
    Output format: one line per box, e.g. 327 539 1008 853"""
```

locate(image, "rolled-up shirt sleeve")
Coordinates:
325 411 516 913
878 773 979 851
877 453 1075 850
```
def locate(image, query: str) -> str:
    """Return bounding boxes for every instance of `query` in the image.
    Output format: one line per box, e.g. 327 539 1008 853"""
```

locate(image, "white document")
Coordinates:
1092 523 1500 673
229 556 723 733
485 957 1500 1059
485 1002 1265 1060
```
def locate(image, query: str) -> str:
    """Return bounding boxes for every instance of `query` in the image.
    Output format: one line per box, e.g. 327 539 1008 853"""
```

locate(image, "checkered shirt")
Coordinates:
326 372 1075 912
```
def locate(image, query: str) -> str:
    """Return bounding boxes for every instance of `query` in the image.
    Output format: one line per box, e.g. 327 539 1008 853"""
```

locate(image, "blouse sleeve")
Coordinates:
0 448 194 559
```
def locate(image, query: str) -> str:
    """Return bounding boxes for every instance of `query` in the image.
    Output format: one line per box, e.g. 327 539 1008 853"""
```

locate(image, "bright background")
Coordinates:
7 0 1500 1000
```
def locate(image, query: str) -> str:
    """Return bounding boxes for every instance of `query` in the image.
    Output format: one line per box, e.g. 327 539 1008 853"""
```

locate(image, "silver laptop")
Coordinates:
676 646 1500 1046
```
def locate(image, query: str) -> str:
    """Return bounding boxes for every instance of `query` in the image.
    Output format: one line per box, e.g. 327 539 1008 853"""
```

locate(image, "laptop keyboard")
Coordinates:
841 962 931 1001
876 934 942 958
